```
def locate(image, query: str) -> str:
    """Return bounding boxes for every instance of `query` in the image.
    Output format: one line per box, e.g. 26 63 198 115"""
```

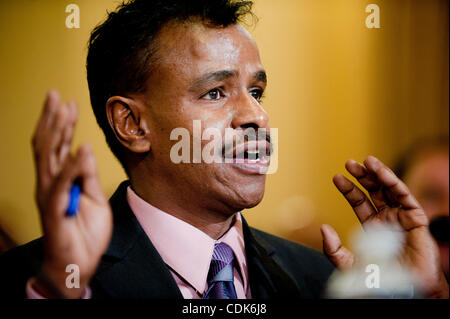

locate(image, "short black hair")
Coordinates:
86 0 254 169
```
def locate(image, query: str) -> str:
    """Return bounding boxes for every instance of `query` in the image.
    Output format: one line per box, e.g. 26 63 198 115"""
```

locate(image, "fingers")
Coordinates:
344 156 421 210
364 156 428 229
48 144 104 219
33 90 60 152
364 156 420 210
33 91 78 192
320 224 354 270
332 174 377 224
33 90 60 191
341 156 428 230
345 159 390 212
77 144 106 204
57 101 78 165
45 148 83 219
46 101 69 176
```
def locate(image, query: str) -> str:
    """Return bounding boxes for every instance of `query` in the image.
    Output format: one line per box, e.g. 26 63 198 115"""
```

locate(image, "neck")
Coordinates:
129 166 238 240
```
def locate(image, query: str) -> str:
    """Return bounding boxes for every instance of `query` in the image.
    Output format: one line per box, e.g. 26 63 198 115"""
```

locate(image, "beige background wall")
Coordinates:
0 0 448 251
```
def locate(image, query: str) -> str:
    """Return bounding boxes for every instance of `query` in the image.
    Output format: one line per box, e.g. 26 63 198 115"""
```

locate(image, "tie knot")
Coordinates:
207 242 235 283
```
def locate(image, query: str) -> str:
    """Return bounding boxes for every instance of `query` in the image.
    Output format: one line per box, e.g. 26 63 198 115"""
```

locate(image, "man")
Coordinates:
394 137 449 281
0 0 448 299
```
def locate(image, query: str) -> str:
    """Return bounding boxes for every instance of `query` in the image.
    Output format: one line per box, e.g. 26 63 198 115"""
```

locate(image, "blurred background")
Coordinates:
0 0 448 253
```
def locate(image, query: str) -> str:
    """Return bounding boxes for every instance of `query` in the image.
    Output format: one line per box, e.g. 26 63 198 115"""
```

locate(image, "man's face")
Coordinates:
404 149 449 278
137 21 270 214
404 150 449 221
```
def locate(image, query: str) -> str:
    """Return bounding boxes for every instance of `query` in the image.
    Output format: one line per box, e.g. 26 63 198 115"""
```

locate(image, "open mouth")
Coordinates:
223 139 271 165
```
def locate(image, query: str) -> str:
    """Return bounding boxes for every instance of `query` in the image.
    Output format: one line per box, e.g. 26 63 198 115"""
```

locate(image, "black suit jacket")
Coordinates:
0 181 334 299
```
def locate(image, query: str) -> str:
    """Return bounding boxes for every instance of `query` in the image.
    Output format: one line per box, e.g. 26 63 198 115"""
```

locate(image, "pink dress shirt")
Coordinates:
27 186 251 299
127 186 251 299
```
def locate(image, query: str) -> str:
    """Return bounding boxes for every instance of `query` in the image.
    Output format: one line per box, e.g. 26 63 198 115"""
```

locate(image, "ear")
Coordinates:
106 96 151 153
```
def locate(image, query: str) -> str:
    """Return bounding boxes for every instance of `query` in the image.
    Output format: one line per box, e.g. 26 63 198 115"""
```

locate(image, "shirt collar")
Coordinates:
126 186 249 295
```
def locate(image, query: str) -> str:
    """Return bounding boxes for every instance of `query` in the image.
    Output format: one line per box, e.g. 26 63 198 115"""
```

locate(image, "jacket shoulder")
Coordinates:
0 237 44 298
249 227 335 295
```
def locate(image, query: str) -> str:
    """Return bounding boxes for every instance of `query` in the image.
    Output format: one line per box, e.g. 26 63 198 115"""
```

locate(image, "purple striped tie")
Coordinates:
203 242 237 299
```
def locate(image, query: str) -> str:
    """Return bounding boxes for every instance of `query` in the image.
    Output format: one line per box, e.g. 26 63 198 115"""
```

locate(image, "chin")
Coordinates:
213 166 267 211
230 183 266 210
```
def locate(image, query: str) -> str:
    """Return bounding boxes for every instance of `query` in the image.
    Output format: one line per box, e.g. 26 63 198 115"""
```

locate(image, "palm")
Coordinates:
44 194 112 279
365 206 441 289
321 156 447 297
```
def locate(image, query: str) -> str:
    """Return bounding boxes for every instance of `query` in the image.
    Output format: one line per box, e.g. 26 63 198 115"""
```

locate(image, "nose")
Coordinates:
231 91 269 130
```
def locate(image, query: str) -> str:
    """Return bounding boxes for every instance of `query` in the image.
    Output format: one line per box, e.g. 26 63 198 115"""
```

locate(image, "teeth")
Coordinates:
234 150 260 161
246 150 259 161
226 142 270 162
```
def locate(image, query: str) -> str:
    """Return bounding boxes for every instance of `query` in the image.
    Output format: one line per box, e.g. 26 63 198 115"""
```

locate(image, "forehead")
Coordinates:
154 20 262 76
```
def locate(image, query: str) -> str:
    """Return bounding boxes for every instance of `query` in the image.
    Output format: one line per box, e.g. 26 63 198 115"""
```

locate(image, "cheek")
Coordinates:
148 111 193 157
200 107 233 132
196 111 234 155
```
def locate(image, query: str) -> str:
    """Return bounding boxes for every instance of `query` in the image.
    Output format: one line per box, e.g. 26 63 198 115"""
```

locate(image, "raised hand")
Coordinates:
321 156 449 298
31 90 113 298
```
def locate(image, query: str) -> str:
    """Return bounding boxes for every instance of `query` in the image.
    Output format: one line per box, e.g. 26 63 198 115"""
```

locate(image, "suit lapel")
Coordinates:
91 181 183 299
242 218 305 299
90 181 304 299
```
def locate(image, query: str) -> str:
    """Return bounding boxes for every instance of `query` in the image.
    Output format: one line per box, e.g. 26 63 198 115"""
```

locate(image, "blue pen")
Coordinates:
66 182 81 217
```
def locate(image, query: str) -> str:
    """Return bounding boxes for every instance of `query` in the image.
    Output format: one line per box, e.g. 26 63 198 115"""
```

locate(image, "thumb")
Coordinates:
77 144 106 204
320 224 354 270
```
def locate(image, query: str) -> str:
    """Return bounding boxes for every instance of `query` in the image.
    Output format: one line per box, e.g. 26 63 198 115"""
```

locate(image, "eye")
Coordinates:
249 88 264 102
202 88 222 100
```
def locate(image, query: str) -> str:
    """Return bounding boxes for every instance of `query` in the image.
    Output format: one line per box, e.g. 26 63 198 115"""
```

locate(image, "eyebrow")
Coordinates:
190 69 267 91
254 70 267 84
190 70 236 90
